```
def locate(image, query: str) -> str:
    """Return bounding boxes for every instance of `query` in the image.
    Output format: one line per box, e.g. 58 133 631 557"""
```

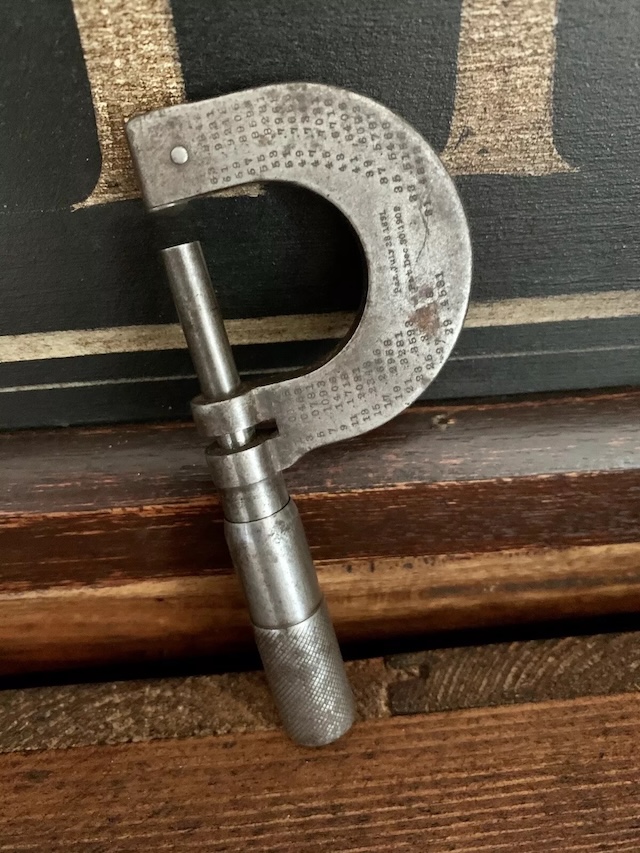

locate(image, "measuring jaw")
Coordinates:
126 83 472 746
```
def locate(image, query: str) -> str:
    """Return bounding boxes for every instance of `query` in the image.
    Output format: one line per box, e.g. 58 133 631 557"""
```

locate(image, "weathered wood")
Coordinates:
1 630 638 753
1 692 638 851
385 631 640 715
2 543 640 677
5 389 640 517
3 390 640 582
1 391 640 675
1 629 639 849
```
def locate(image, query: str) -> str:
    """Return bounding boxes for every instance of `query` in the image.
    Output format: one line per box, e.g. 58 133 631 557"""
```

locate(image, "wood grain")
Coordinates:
1 391 639 675
1 630 638 753
2 543 640 678
4 389 640 519
1 692 639 851
385 631 640 715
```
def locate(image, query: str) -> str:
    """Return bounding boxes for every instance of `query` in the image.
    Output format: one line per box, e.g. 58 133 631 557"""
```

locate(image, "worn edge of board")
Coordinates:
1 389 639 676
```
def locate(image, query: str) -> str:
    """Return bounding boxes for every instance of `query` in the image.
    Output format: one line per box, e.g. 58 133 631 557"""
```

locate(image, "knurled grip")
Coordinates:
254 599 356 747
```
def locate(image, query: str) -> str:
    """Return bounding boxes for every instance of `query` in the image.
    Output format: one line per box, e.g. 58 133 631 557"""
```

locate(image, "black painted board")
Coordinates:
0 0 639 428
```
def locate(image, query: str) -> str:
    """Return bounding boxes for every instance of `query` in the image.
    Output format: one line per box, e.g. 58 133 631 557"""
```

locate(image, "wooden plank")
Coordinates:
3 390 639 558
2 543 640 677
1 692 639 851
384 630 640 716
4 389 637 506
1 391 639 675
1 629 638 849
1 630 638 753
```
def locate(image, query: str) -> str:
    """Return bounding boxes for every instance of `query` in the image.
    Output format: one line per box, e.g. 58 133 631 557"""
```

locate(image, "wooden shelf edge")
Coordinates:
2 541 640 677
1 390 639 675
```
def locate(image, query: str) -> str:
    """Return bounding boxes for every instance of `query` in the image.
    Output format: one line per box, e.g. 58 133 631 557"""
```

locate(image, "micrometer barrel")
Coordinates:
161 241 355 746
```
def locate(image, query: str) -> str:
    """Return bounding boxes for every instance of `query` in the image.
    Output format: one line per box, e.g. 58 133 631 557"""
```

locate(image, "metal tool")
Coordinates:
126 83 472 746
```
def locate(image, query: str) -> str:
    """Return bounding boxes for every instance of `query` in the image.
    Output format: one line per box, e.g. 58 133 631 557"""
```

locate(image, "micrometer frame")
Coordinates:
126 82 472 471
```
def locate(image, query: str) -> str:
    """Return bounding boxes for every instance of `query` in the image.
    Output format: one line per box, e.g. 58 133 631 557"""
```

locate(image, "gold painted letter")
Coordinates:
441 0 574 175
72 0 186 207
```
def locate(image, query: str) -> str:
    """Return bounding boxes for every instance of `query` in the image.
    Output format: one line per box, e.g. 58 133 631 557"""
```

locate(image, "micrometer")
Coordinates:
126 83 472 746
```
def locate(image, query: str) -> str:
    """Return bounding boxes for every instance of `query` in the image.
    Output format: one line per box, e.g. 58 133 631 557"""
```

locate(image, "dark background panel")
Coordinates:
0 0 639 429
426 347 640 400
0 188 363 336
1 378 200 430
551 0 640 299
554 0 640 170
0 202 165 336
4 164 638 341
3 341 639 430
171 0 461 152
458 174 640 300
0 339 334 391
0 0 99 210
160 189 364 318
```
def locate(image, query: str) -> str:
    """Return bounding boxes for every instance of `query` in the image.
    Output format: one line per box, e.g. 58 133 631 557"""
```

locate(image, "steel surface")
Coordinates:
127 83 471 746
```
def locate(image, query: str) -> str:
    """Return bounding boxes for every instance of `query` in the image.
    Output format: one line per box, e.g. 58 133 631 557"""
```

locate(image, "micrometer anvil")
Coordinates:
126 83 472 746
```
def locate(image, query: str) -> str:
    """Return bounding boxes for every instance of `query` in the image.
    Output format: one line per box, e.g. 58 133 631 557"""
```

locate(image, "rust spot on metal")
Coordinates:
410 304 439 337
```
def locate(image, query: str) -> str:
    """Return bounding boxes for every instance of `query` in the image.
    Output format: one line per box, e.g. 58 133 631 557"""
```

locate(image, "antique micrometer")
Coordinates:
126 83 471 746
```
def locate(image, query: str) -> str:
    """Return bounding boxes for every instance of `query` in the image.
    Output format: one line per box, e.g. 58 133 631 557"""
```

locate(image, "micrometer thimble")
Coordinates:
126 83 472 746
